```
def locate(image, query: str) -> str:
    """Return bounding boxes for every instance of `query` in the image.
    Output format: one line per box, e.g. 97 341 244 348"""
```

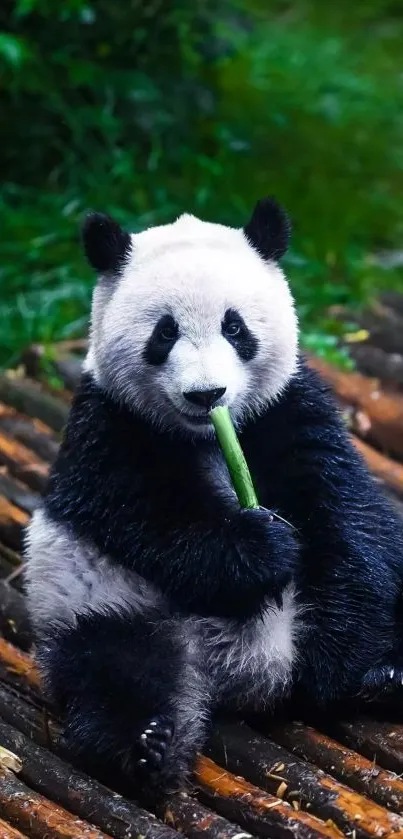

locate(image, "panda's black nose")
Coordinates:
184 387 226 409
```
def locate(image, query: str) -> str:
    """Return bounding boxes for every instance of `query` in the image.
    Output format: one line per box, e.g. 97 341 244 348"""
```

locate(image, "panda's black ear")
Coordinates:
82 212 132 275
244 197 291 261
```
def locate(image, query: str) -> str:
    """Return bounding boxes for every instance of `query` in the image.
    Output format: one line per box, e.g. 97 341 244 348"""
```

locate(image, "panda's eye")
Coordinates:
222 307 258 362
156 316 178 343
144 315 179 365
159 325 177 342
224 321 241 338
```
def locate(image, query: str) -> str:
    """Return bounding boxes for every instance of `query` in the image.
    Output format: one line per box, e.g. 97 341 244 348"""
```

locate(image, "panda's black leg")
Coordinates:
36 606 211 801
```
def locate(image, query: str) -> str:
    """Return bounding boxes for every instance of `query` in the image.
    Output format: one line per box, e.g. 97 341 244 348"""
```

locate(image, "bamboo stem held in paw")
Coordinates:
210 406 259 509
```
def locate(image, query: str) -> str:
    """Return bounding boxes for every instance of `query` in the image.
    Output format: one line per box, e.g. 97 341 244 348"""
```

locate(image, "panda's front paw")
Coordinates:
137 714 175 772
235 506 299 580
219 507 300 617
235 505 295 543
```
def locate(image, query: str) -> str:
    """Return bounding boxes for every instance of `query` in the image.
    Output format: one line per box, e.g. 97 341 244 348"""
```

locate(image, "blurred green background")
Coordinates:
1 0 403 370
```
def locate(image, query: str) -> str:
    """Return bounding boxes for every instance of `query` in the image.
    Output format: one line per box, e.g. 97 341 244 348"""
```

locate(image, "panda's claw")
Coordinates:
137 714 174 773
148 748 163 767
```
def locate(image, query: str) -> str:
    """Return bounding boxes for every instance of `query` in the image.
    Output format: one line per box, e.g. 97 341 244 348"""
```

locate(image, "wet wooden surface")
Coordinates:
269 720 403 813
0 346 403 837
309 356 403 461
0 817 30 839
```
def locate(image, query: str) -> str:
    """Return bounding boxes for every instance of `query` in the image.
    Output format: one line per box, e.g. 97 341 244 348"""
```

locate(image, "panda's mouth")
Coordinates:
174 407 211 428
181 412 210 426
168 399 212 429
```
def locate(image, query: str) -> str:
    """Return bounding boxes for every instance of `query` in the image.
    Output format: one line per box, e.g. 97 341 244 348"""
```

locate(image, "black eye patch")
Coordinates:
222 308 258 362
143 315 179 366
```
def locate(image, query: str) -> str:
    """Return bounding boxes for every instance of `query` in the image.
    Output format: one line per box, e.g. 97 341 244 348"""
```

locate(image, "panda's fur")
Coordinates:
25 198 403 800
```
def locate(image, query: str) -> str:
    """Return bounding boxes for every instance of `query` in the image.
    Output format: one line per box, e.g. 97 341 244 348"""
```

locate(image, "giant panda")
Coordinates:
25 198 403 800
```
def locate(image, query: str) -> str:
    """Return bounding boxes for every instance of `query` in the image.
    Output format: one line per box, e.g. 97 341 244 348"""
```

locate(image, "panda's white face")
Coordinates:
84 207 298 437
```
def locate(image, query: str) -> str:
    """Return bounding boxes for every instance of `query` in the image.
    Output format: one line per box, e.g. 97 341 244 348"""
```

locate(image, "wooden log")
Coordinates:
52 358 82 392
380 292 403 319
195 755 345 839
0 718 180 839
269 721 403 814
0 680 254 839
0 499 28 551
0 472 39 516
52 339 88 355
347 345 403 392
3 515 403 837
0 376 69 433
0 818 30 839
164 793 253 839
309 356 403 461
0 405 58 464
353 300 403 356
0 669 341 839
352 437 403 499
0 764 113 839
0 544 21 571
35 374 73 405
0 638 40 690
0 644 344 839
332 719 403 776
206 721 403 839
330 300 403 356
0 682 56 743
0 554 20 585
0 404 55 435
0 432 48 494
3 614 403 839
22 339 88 368
0 583 31 651
22 341 86 389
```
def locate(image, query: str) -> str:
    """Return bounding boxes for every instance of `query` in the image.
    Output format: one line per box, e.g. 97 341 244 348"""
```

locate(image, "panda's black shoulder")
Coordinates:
281 354 343 421
244 353 347 452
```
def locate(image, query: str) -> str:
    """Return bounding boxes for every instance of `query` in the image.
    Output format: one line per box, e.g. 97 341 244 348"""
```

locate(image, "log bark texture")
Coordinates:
269 720 403 814
309 355 403 460
206 721 403 839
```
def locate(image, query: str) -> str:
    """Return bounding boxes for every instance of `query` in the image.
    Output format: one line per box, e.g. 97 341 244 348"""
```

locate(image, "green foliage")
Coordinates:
0 0 402 368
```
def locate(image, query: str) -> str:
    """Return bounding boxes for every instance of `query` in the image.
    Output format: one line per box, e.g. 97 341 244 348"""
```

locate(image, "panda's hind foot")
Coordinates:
360 663 403 702
137 714 175 772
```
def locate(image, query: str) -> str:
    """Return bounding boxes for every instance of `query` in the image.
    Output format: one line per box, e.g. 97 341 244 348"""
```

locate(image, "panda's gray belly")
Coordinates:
24 509 163 633
183 585 299 710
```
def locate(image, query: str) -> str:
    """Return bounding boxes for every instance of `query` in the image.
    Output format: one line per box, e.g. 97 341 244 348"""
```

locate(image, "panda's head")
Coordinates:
82 198 298 437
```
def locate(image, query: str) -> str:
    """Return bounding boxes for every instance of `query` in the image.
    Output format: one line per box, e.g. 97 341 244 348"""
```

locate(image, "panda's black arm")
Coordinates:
283 437 403 705
129 503 301 619
247 360 403 704
45 448 302 621
45 479 300 620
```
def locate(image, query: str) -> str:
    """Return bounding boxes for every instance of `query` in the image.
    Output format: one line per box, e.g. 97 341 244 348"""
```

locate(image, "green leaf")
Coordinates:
0 33 29 65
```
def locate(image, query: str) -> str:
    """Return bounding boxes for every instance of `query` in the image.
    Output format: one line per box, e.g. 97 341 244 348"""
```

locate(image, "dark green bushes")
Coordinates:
1 0 402 367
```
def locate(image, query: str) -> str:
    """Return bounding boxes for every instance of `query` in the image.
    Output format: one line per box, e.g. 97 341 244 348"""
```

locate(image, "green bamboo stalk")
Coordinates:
210 406 259 509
